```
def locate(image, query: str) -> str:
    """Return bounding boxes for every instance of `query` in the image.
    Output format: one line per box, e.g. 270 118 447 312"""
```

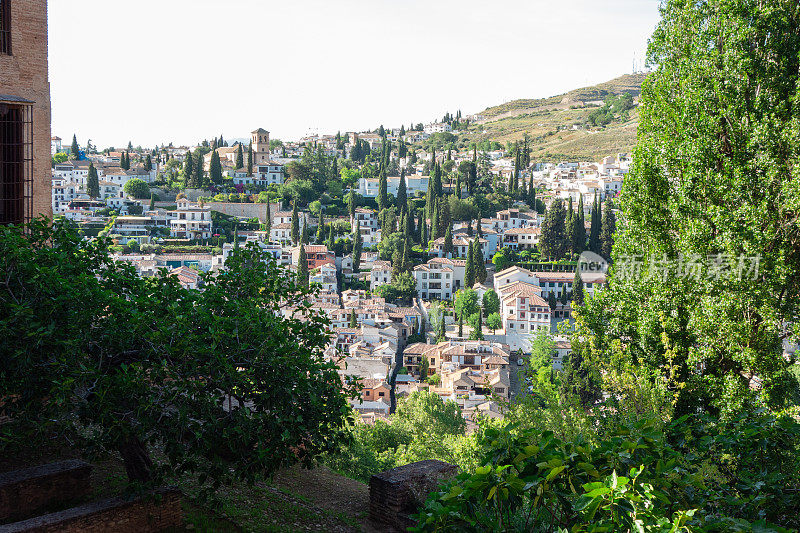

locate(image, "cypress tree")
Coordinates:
576 196 586 253
301 220 309 245
149 193 155 211
193 153 204 188
265 202 272 235
470 309 483 340
349 310 358 328
433 163 443 197
456 174 462 198
430 200 439 242
548 291 558 310
353 220 362 271
464 240 476 288
326 224 335 251
297 246 309 287
144 155 152 172
476 217 483 238
540 198 568 259
560 283 569 305
439 195 451 239
529 174 536 207
396 168 407 209
71 134 79 159
235 143 244 169
316 211 325 244
425 168 435 222
474 240 487 283
378 170 388 211
600 205 616 261
209 150 223 185
291 200 300 244
87 163 100 198
572 268 584 306
247 141 253 176
421 218 428 247
458 314 464 338
436 315 446 342
184 152 194 184
443 226 453 257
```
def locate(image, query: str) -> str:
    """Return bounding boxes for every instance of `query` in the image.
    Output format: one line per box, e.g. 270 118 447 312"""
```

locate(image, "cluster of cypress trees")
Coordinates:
463 238 488 288
119 151 131 170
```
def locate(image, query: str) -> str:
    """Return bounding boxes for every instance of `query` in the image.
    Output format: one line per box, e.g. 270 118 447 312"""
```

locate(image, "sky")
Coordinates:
48 0 662 149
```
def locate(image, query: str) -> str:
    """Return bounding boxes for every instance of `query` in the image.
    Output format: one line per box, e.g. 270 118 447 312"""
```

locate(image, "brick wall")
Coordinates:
1 488 182 533
0 0 52 219
369 460 458 532
0 460 92 522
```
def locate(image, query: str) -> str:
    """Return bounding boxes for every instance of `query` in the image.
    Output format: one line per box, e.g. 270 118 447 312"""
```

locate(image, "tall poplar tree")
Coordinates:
474 240 487 284
87 163 100 198
396 168 407 210
297 246 309 287
352 221 362 271
464 240 476 288
235 143 244 169
290 200 300 245
247 141 253 176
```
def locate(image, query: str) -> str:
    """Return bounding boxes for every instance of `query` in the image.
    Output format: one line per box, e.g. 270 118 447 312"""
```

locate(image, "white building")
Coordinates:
168 198 212 240
370 260 393 292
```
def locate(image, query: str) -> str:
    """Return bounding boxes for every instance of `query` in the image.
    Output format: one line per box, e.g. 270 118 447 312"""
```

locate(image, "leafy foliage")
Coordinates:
0 219 356 490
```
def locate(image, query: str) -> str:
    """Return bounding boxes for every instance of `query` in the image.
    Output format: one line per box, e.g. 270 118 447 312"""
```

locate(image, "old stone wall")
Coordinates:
1 488 182 533
0 0 52 218
0 460 92 522
369 460 458 532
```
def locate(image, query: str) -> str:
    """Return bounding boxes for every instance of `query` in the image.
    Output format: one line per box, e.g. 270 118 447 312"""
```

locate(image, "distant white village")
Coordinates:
50 123 628 423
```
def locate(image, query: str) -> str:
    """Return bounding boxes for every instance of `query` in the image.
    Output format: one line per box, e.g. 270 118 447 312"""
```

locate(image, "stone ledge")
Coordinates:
369 460 458 532
0 488 182 533
0 460 93 522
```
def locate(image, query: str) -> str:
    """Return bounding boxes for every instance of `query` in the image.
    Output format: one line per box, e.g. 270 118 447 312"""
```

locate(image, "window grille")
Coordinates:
0 0 10 54
0 101 33 226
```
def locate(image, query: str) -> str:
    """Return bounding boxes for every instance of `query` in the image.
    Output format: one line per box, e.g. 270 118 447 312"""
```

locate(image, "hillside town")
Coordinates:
51 125 623 423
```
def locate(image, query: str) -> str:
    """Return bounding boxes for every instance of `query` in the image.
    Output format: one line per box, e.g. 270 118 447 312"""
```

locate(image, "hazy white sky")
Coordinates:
48 0 661 149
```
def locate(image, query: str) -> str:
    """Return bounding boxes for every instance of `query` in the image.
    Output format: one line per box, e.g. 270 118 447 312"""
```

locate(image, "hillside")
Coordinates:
463 72 647 161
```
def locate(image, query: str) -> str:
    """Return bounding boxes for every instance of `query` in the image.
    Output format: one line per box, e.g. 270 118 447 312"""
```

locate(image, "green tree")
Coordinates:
86 163 100 198
143 154 152 172
464 240 476 288
572 268 584 306
352 220 362 271
123 178 149 199
70 134 79 159
148 193 155 211
579 0 800 416
235 143 244 169
192 153 204 188
396 168 407 209
468 310 483 340
393 391 465 438
209 150 223 185
183 151 194 183
349 309 358 328
0 220 355 486
378 170 388 211
443 226 453 257
492 251 511 272
419 355 430 380
297 244 309 287
291 200 300 245
486 312 502 333
599 206 616 261
540 198 567 259
316 211 325 244
473 240 487 283
454 289 480 325
247 141 253 176
482 289 500 315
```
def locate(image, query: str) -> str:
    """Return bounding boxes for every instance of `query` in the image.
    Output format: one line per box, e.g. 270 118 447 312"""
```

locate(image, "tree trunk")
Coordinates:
118 434 154 483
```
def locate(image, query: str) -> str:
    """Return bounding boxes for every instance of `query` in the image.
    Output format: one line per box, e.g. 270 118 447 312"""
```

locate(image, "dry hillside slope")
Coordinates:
464 72 647 161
